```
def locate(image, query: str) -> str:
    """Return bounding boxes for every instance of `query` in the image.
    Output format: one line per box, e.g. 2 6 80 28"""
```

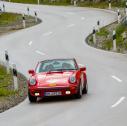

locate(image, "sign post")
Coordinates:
12 64 18 90
93 27 96 45
117 9 121 24
34 11 38 23
3 4 5 12
27 7 30 16
97 20 100 32
37 0 40 5
22 14 26 28
5 50 10 74
108 0 111 9
113 30 116 51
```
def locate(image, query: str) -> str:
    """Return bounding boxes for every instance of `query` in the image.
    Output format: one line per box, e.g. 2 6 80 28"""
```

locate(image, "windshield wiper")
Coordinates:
55 69 76 71
46 69 76 73
46 69 63 73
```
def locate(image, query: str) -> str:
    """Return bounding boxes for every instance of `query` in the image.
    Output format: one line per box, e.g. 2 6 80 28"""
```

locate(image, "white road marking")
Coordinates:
111 97 125 108
81 17 85 20
35 50 46 56
111 75 122 83
43 32 53 36
67 24 75 28
28 41 32 46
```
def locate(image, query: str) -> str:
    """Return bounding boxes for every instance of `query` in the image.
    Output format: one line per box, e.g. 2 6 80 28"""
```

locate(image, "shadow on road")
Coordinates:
38 95 77 103
28 94 90 105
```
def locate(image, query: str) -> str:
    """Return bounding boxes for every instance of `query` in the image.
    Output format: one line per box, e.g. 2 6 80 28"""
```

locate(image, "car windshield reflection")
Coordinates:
36 59 78 73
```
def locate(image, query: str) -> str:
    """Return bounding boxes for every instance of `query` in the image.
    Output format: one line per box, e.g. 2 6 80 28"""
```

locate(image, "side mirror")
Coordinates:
28 69 35 75
80 67 86 71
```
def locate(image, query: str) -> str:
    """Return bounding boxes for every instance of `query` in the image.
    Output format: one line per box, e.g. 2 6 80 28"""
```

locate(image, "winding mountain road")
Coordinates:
0 1 127 126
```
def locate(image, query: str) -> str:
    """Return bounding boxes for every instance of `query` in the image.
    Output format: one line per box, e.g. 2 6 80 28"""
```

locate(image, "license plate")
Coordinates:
44 92 62 96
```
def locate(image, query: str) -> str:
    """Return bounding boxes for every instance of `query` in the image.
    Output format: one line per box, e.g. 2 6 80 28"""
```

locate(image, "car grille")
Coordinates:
43 87 69 91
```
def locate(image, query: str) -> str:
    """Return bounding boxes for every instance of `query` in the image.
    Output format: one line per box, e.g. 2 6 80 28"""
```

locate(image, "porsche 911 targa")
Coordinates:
28 58 88 102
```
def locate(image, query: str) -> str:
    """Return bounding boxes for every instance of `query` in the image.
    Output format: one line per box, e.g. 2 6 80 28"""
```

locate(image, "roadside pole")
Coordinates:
117 9 121 24
125 2 127 20
37 0 40 5
12 64 18 90
93 27 96 45
122 32 126 41
3 4 5 12
0 8 2 13
97 20 100 32
34 11 38 23
5 50 10 74
74 0 77 6
27 7 30 16
22 14 26 28
108 0 111 9
113 30 116 51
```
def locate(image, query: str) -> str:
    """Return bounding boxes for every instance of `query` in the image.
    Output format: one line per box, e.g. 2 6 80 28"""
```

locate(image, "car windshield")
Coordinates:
36 59 77 73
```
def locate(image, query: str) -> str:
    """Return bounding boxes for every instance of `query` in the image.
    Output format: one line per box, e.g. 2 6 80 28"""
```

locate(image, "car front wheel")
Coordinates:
28 92 37 103
75 83 82 99
82 82 88 94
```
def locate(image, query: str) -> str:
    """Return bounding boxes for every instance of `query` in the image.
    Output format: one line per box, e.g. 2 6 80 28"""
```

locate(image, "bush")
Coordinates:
102 40 112 50
0 89 16 96
0 65 14 96
0 13 21 26
97 28 109 36
116 24 126 36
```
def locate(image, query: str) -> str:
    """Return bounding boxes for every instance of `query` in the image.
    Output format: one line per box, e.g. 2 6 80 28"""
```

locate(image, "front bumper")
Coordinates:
29 86 78 97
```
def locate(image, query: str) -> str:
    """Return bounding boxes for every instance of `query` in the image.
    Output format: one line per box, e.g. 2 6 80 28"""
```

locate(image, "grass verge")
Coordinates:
0 64 27 113
87 21 127 53
0 65 15 96
0 12 41 112
0 12 21 26
0 12 41 35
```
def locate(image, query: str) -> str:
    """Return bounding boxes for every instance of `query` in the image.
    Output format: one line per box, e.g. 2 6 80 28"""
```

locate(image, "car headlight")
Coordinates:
69 76 76 84
29 77 36 85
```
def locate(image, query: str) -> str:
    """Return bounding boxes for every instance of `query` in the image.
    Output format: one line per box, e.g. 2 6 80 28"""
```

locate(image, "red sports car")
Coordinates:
28 58 88 102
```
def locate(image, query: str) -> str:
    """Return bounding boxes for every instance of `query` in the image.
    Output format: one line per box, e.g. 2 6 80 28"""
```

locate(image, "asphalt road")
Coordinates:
0 1 127 126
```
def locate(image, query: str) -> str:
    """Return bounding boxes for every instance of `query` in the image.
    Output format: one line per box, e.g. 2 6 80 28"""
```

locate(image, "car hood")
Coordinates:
36 71 76 87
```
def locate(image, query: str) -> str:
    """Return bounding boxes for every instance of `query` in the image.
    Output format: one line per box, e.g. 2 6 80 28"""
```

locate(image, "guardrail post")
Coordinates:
12 64 18 90
5 50 10 74
27 7 30 16
108 0 111 9
74 0 77 6
22 14 26 28
97 20 100 32
125 2 127 16
37 0 40 5
122 32 126 41
0 7 2 13
93 27 96 45
117 9 121 24
34 11 38 23
3 4 5 12
113 30 116 51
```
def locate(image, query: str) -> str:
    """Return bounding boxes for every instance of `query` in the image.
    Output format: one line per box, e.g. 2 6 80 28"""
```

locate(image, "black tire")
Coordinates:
75 83 82 99
28 92 37 103
82 82 88 94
